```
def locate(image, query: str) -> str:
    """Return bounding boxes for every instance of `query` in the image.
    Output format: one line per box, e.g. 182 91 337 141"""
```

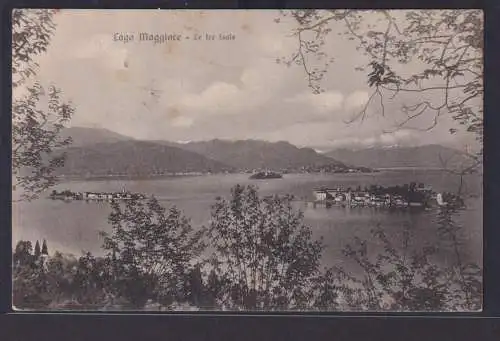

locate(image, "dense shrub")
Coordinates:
203 185 327 310
100 197 206 309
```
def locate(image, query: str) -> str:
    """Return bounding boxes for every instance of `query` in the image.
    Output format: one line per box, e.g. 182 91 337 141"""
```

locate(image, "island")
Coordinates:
48 189 146 202
249 171 283 180
312 182 465 210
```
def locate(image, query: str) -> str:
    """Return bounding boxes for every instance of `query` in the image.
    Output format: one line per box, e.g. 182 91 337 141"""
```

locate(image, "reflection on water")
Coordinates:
12 170 482 274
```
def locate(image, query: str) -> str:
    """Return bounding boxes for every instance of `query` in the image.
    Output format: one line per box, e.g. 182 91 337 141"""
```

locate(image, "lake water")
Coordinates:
12 170 483 274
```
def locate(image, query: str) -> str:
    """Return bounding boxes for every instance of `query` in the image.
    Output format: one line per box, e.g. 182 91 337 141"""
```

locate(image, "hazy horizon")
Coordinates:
65 125 472 152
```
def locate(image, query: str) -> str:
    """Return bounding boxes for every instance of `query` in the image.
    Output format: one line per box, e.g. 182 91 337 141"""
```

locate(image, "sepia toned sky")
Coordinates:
24 9 481 150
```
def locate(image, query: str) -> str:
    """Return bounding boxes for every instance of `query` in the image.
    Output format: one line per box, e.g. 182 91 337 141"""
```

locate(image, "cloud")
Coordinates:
240 67 262 89
285 91 344 114
174 61 291 116
327 129 418 149
344 90 370 111
179 81 241 113
171 116 194 127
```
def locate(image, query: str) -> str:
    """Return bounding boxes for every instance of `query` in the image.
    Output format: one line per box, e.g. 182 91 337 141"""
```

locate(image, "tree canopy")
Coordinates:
12 9 74 200
278 10 483 171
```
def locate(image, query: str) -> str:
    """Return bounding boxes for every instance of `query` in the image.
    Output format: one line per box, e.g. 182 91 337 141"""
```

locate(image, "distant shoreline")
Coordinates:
56 173 211 182
374 167 447 171
54 168 452 183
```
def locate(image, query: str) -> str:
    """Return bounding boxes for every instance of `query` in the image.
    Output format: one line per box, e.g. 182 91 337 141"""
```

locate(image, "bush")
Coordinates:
203 185 327 310
334 221 482 311
100 196 206 309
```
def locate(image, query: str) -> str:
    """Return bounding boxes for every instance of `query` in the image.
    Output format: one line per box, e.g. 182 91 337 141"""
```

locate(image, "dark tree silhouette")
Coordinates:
13 243 117 310
100 197 206 309
34 241 41 258
12 9 74 201
13 240 33 266
41 239 48 255
339 219 481 311
205 185 327 310
13 240 50 309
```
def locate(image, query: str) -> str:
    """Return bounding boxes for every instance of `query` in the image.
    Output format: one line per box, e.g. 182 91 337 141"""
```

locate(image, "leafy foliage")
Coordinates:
279 10 483 169
100 197 206 309
435 206 482 310
13 240 125 310
204 185 332 310
12 9 74 201
12 9 57 88
12 83 73 200
333 222 480 311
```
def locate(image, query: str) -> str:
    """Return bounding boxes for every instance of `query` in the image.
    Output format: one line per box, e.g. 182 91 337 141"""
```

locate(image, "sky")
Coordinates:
22 9 482 151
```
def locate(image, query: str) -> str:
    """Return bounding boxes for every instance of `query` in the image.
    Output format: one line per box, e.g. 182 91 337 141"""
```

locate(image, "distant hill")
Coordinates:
166 139 348 172
56 127 361 175
325 145 476 169
56 140 234 177
61 127 133 147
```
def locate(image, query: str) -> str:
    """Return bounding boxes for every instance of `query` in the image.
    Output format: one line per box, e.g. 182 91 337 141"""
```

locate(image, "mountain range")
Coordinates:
60 127 133 147
325 145 476 170
57 140 233 177
54 127 471 178
160 139 346 171
56 127 351 177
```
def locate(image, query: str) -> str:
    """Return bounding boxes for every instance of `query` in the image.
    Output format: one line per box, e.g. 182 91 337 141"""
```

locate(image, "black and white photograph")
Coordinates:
12 9 483 311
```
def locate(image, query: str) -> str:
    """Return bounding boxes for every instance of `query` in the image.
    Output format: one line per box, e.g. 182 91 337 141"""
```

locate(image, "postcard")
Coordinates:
11 9 483 311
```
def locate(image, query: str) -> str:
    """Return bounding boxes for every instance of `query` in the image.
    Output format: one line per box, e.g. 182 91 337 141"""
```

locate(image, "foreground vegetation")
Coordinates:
13 185 481 311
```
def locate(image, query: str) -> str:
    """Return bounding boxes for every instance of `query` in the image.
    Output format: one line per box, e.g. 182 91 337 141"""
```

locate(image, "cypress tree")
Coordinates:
34 240 41 258
41 239 48 255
